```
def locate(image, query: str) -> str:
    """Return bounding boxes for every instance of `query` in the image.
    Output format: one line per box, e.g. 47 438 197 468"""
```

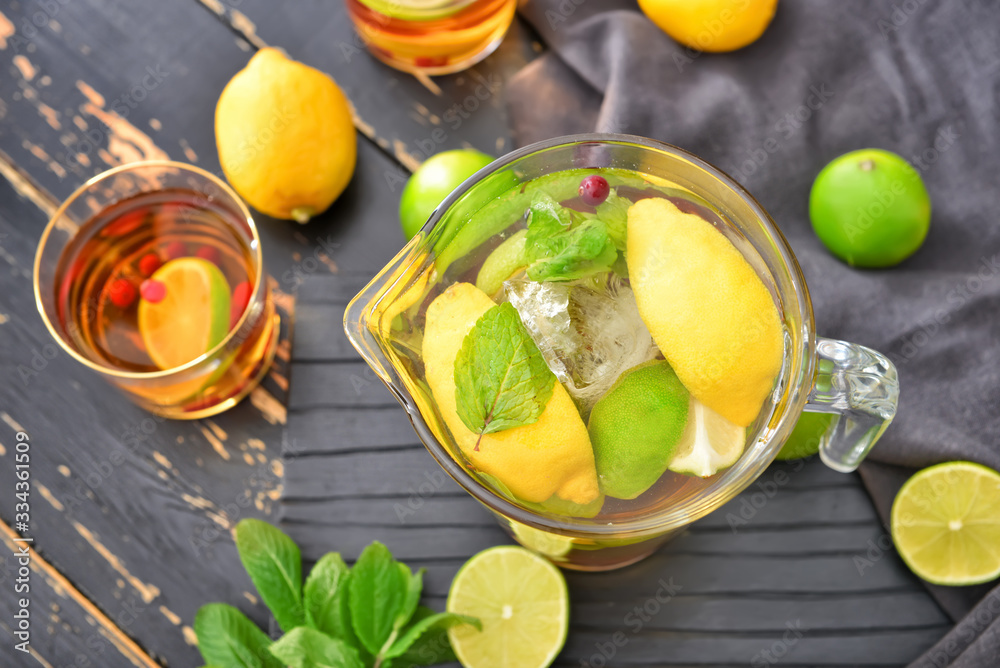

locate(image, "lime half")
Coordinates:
447 546 569 668
139 257 231 370
891 461 1000 586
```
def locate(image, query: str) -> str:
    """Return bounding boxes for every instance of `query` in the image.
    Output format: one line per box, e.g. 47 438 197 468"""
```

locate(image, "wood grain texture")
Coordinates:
282 275 950 666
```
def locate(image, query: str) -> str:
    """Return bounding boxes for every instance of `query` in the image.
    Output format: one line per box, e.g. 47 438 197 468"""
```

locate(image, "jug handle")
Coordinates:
803 337 900 472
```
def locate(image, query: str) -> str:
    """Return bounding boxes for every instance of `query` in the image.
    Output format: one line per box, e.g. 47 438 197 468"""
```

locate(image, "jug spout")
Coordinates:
344 238 436 410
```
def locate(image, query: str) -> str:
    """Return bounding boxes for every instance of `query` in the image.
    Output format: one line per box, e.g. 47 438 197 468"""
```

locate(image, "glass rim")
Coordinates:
351 133 817 538
33 159 264 380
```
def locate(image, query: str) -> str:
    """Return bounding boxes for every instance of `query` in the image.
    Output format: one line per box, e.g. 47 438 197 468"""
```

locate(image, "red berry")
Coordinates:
230 280 252 329
138 252 162 277
164 241 187 260
140 279 166 303
579 175 610 206
195 246 222 266
108 278 137 309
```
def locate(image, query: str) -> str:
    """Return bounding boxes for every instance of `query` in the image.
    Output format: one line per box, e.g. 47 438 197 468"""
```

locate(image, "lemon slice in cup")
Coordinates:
138 257 231 370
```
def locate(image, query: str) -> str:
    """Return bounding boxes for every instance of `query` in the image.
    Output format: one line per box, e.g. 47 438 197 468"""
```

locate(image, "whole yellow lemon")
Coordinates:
215 48 356 223
638 0 778 53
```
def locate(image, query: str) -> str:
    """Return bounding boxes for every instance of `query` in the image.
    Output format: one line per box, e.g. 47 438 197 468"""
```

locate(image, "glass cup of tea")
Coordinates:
34 161 279 420
344 135 899 570
344 0 517 75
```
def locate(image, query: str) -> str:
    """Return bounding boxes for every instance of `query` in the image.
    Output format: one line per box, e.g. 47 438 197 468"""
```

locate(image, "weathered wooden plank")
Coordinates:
192 0 540 168
295 272 376 306
559 628 943 666
567 592 948 633
285 407 422 453
283 448 874 522
283 493 885 556
288 360 401 410
0 523 159 668
291 303 359 361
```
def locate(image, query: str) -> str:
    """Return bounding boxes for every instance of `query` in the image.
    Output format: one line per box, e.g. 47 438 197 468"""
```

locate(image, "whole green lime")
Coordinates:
399 149 494 240
588 360 690 500
809 149 931 267
775 412 836 460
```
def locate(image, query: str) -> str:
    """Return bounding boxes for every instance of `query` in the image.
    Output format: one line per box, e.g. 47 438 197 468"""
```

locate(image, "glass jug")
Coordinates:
345 135 899 570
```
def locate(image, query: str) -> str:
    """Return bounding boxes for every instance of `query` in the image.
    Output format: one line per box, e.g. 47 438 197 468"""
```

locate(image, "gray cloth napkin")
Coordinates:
506 0 1000 665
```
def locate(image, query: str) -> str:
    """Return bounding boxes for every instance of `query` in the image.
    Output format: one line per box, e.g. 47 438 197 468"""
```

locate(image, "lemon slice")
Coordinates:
668 397 746 477
891 461 1000 586
139 258 231 370
447 546 569 668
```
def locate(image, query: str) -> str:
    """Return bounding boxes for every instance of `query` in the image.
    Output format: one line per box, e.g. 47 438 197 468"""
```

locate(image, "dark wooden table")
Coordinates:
0 2 948 666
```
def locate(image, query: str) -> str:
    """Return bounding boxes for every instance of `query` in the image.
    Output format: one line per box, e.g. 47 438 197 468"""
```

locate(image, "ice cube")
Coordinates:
504 275 660 416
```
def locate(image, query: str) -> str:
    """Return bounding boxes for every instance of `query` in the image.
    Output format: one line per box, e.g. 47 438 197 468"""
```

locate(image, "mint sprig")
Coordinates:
453 302 556 449
523 192 619 282
195 520 478 668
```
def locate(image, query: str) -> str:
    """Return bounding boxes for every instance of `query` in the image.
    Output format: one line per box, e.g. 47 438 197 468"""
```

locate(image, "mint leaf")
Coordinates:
234 519 305 633
394 565 424 632
268 627 364 668
304 553 363 655
453 302 556 446
595 190 631 250
194 603 283 668
525 192 574 260
385 610 479 661
383 607 457 668
523 192 618 282
526 219 618 282
349 542 410 655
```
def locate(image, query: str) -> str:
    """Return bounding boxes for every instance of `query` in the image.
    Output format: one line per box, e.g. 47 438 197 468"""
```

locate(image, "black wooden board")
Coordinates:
282 273 951 667
0 0 436 664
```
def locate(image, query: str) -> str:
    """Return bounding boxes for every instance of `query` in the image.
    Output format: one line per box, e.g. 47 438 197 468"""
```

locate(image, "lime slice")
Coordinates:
447 546 569 668
357 0 467 22
891 461 1000 586
475 229 526 297
139 257 231 370
668 397 746 477
510 522 573 560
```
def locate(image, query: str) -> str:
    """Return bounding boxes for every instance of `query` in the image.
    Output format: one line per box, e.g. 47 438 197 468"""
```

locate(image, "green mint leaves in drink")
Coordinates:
194 519 478 668
453 302 556 448
524 192 618 282
594 191 630 250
